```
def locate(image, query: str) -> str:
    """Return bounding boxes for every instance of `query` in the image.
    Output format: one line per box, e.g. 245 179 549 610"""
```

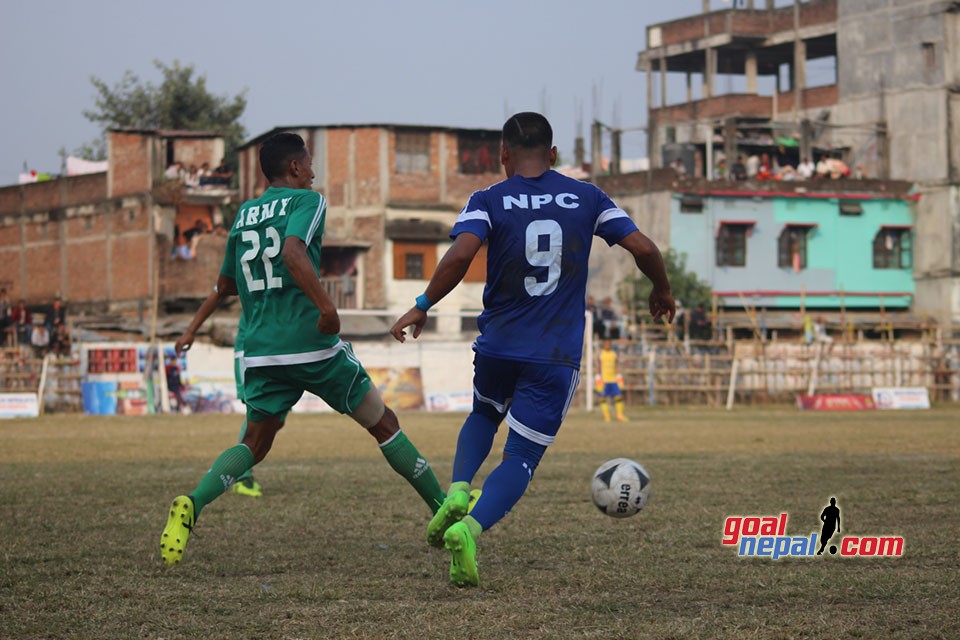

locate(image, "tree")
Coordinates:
622 248 712 315
78 60 247 167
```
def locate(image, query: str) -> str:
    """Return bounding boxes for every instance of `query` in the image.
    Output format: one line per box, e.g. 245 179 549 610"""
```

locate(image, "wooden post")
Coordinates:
647 350 657 407
37 353 51 416
726 358 739 410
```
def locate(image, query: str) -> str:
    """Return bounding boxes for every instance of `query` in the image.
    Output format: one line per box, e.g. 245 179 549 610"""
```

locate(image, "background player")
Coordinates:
160 133 447 566
391 112 674 586
596 339 627 422
175 295 262 497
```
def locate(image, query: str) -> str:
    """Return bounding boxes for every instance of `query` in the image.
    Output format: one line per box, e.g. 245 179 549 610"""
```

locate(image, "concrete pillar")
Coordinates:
591 120 603 177
704 48 715 98
646 60 655 110
611 129 622 175
703 0 710 12
765 0 774 8
794 39 807 117
686 72 693 102
745 50 758 94
660 53 668 107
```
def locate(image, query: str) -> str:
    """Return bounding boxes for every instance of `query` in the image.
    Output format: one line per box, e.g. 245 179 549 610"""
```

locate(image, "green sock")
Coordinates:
235 421 254 483
189 444 255 519
462 515 483 539
380 431 446 514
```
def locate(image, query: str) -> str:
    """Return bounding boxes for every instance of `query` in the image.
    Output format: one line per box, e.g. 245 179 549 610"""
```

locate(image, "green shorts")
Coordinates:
243 343 372 422
234 353 246 403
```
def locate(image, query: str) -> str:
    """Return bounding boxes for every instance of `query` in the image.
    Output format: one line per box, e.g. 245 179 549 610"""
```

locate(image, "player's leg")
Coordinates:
160 367 293 566
445 362 578 586
232 352 262 497
309 343 446 515
428 354 514 547
614 385 627 422
354 390 446 514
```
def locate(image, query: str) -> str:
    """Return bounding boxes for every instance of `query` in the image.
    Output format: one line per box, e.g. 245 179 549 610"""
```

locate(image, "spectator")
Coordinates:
165 356 187 412
164 162 183 181
49 321 70 356
815 156 831 179
185 165 201 189
183 219 210 258
210 159 234 186
731 155 748 181
46 297 66 330
854 164 867 180
10 299 31 346
745 154 760 178
713 158 727 180
31 318 50 357
797 157 815 179
598 297 620 340
0 288 10 344
671 158 686 177
690 304 711 341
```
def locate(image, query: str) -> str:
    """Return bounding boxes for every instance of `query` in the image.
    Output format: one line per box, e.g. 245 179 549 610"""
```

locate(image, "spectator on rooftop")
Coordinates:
671 158 686 177
797 157 815 180
185 165 201 189
731 155 748 181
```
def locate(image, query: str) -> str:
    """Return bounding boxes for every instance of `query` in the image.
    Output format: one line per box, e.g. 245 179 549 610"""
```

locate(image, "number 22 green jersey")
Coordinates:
221 186 337 367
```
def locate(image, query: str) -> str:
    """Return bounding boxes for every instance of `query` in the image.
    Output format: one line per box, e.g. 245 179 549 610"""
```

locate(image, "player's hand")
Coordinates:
648 287 676 324
317 308 340 335
390 308 427 343
175 331 194 355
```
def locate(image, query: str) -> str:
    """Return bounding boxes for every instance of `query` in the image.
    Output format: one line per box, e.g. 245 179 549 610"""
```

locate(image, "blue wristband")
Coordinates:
415 293 433 312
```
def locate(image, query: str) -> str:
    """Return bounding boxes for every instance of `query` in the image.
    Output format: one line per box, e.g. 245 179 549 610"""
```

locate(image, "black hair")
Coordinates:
501 112 552 150
259 132 308 181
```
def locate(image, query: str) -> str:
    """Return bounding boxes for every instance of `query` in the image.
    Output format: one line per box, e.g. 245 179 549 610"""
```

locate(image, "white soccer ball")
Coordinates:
591 457 651 518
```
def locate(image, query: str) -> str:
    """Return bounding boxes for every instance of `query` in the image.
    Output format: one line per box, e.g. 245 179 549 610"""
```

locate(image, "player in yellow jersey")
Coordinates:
597 340 627 422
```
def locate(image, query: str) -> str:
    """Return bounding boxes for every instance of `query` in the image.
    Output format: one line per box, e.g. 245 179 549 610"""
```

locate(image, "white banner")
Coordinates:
0 393 40 418
871 387 931 410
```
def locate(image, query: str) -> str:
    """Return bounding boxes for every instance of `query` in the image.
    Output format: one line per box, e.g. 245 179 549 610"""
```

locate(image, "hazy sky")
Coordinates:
1 0 816 186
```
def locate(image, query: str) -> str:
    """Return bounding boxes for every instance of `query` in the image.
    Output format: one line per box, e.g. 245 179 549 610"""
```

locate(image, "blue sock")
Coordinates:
468 456 534 530
451 412 499 485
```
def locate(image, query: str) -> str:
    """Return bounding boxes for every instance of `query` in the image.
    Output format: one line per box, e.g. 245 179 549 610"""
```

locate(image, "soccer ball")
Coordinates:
591 457 651 518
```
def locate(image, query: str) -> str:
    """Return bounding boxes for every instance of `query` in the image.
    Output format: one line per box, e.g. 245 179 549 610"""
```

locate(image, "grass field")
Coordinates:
2 406 959 639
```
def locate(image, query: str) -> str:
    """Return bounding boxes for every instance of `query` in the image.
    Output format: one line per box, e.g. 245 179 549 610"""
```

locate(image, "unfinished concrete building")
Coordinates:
638 0 960 321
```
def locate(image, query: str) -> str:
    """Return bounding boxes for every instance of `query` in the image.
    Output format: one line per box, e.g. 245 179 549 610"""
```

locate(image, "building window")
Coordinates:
395 130 431 174
873 228 912 269
393 241 437 280
922 42 936 70
839 202 862 216
458 132 499 175
680 196 703 213
716 223 751 267
778 225 813 271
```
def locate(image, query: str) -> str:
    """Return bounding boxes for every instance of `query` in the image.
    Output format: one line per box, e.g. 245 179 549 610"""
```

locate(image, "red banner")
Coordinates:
796 394 876 411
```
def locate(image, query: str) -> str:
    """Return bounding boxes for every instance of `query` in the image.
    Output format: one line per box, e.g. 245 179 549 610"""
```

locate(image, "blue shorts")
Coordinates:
601 382 621 398
472 352 580 447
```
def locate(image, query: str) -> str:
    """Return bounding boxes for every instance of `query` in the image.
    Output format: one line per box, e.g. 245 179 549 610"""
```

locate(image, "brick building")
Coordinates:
0 129 235 316
237 124 502 333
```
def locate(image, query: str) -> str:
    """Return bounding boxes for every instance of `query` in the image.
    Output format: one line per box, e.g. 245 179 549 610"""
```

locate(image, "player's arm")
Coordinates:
390 232 483 342
282 237 340 335
175 275 237 355
618 230 676 324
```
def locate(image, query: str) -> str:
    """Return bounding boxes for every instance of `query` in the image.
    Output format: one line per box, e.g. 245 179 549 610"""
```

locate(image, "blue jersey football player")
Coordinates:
391 112 675 587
